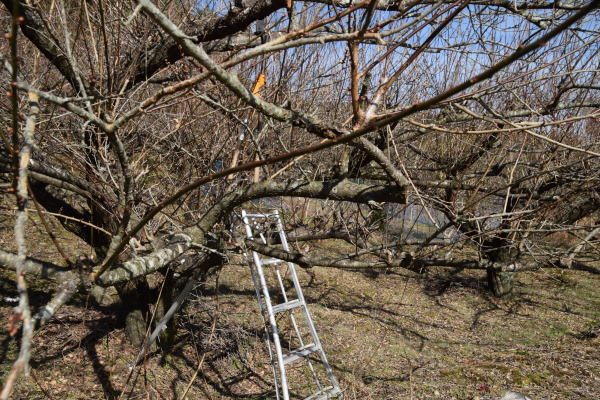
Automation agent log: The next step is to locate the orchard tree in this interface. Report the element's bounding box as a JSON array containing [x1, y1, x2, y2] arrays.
[[1, 0, 598, 397]]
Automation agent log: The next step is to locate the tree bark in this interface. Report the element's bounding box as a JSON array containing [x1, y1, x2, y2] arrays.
[[483, 237, 520, 297], [486, 267, 515, 297], [153, 270, 177, 353], [117, 279, 152, 348]]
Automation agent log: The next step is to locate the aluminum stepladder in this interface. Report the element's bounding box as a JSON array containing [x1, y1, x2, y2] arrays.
[[241, 209, 342, 400]]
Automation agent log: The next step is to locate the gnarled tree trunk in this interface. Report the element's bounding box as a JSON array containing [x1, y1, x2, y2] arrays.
[[483, 237, 520, 297]]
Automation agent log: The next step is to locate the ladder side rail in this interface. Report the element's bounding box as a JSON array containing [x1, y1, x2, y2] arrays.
[[245, 250, 281, 400], [273, 210, 341, 393], [273, 209, 318, 337], [283, 262, 340, 393], [274, 265, 323, 392], [271, 212, 324, 392], [242, 231, 282, 400], [258, 231, 318, 385], [242, 211, 289, 400]]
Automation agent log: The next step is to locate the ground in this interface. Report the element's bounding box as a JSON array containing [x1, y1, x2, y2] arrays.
[[0, 211, 599, 399]]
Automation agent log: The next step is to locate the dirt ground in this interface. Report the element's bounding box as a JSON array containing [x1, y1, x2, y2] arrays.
[[1, 257, 599, 399], [1, 208, 599, 399]]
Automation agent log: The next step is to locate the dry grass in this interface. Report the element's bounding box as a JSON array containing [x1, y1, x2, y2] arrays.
[[2, 259, 599, 399], [1, 211, 599, 399]]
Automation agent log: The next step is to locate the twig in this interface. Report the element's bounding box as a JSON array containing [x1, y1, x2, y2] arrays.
[[178, 271, 220, 399], [1, 90, 40, 400]]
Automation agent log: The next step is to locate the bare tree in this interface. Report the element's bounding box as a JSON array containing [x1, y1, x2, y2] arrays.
[[1, 0, 598, 396]]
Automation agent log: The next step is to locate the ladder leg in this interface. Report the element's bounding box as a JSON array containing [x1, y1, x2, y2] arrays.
[[270, 215, 322, 391], [243, 211, 290, 400], [249, 262, 281, 400], [273, 210, 341, 393], [274, 267, 323, 392]]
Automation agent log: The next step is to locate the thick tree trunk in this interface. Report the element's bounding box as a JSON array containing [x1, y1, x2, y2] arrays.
[[486, 267, 514, 297], [483, 237, 519, 297], [153, 270, 178, 352], [124, 310, 147, 348], [116, 279, 153, 348]]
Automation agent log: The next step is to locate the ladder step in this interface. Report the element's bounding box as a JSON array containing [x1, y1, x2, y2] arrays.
[[245, 212, 277, 218], [271, 298, 303, 314], [282, 343, 319, 365], [261, 257, 284, 265], [304, 386, 342, 400]]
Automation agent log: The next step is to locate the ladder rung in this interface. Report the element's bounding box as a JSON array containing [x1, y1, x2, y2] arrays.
[[282, 343, 319, 365], [304, 386, 342, 400], [245, 213, 276, 218], [271, 298, 303, 314], [261, 257, 284, 265]]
